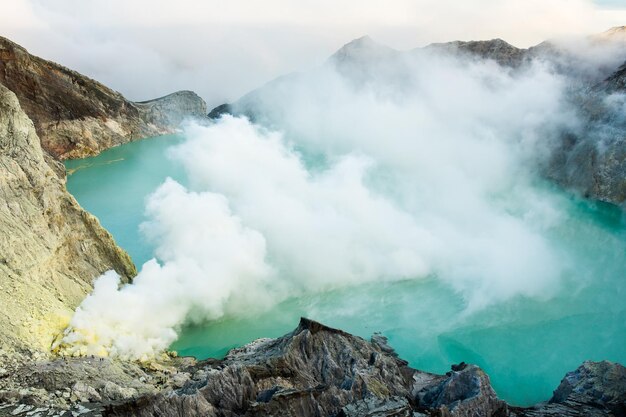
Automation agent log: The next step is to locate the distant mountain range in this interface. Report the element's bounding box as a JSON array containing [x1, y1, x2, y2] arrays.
[[210, 27, 626, 206]]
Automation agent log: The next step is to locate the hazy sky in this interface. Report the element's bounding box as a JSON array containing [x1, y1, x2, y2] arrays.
[[2, 0, 625, 107]]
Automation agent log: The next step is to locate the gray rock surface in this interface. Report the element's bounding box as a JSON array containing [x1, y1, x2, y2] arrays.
[[416, 363, 508, 416], [513, 361, 626, 416], [0, 349, 195, 416]]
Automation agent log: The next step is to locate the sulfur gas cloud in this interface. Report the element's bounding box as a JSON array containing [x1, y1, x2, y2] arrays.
[[60, 45, 594, 360]]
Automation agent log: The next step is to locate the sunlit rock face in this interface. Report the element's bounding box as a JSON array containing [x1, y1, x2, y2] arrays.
[[0, 83, 135, 354], [0, 36, 207, 160]]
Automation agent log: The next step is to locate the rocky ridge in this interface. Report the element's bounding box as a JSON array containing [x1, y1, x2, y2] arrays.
[[424, 38, 526, 67], [0, 318, 624, 417], [0, 36, 207, 160]]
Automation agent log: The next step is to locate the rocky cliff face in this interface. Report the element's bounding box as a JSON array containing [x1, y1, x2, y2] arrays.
[[0, 37, 207, 160], [1, 319, 623, 416], [0, 83, 136, 357], [543, 55, 626, 206]]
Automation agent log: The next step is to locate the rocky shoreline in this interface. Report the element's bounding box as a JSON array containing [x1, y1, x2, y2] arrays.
[[0, 318, 624, 417]]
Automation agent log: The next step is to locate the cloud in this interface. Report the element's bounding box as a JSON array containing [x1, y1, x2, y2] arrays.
[[2, 0, 624, 106], [0, 0, 45, 31]]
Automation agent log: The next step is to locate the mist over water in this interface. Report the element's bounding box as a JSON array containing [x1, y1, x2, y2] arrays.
[[62, 47, 626, 405]]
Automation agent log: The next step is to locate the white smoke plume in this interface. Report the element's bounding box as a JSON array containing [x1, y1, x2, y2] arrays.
[[60, 180, 275, 360], [60, 48, 584, 359]]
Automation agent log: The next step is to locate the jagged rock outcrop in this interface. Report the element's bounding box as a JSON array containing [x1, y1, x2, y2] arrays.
[[416, 363, 508, 416], [107, 318, 417, 417], [551, 361, 626, 409], [0, 36, 207, 160], [2, 318, 623, 417], [516, 361, 626, 416], [0, 83, 136, 356]]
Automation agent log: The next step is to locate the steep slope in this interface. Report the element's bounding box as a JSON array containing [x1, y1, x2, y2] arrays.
[[0, 36, 207, 160], [0, 83, 136, 355]]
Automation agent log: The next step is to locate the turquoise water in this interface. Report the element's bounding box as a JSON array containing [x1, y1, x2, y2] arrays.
[[65, 134, 187, 265], [65, 135, 626, 406]]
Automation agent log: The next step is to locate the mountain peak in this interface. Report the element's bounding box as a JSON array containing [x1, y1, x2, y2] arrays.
[[346, 35, 376, 46], [595, 26, 626, 41], [604, 26, 626, 34], [329, 35, 397, 65]]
